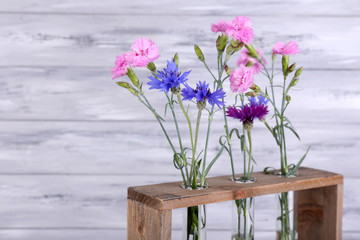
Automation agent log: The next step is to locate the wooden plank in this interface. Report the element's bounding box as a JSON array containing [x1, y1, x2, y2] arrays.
[[127, 199, 171, 240], [0, 120, 359, 178], [0, 175, 358, 231], [295, 184, 343, 240], [1, 15, 359, 69], [0, 229, 358, 240], [0, 229, 126, 240], [1, 0, 359, 15], [128, 167, 343, 210], [1, 67, 359, 122]]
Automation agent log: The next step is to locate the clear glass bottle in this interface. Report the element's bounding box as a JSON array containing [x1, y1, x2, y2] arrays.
[[183, 204, 207, 240], [276, 191, 297, 240], [181, 183, 207, 240], [231, 197, 255, 240]]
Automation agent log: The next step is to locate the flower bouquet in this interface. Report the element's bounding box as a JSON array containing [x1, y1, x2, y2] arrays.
[[111, 38, 227, 239], [112, 15, 309, 240], [188, 16, 309, 239]]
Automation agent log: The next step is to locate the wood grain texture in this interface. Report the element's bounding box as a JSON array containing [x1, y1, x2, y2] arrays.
[[128, 167, 343, 210], [295, 184, 343, 240], [1, 15, 359, 69], [0, 120, 359, 178], [2, 0, 360, 15], [1, 67, 359, 121], [1, 0, 359, 239], [127, 199, 171, 240]]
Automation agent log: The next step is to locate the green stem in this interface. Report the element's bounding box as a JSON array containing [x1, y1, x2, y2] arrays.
[[243, 199, 248, 239], [261, 59, 286, 174], [202, 61, 217, 82], [165, 93, 188, 184], [280, 75, 289, 170], [218, 75, 236, 181], [243, 126, 247, 179], [264, 121, 281, 146], [246, 130, 252, 180], [200, 107, 214, 186], [177, 94, 195, 184], [138, 94, 177, 154], [191, 109, 202, 189]]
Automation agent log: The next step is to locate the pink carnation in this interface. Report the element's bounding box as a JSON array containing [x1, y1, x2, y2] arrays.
[[111, 53, 130, 79], [237, 48, 267, 74], [129, 38, 160, 67], [211, 20, 230, 34], [229, 65, 254, 94], [272, 41, 300, 55], [226, 16, 254, 44]]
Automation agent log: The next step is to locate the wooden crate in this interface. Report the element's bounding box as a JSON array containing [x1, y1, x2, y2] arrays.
[[127, 167, 343, 240]]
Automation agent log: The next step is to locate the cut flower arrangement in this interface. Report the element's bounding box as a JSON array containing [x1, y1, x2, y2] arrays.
[[112, 16, 309, 240]]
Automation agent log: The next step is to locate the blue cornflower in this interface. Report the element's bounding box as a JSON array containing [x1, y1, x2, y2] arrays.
[[181, 81, 226, 109], [249, 95, 269, 106], [226, 95, 269, 130], [147, 60, 191, 93]]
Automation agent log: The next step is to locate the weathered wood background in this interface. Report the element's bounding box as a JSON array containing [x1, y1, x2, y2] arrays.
[[1, 0, 359, 239]]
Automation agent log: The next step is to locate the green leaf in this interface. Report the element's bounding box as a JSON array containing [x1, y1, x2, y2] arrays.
[[263, 167, 276, 175], [218, 135, 230, 155], [204, 145, 225, 177], [172, 153, 183, 169], [283, 116, 295, 129], [195, 150, 204, 161], [164, 103, 170, 117], [287, 146, 311, 177], [240, 135, 246, 152], [284, 124, 301, 140], [229, 128, 241, 140]]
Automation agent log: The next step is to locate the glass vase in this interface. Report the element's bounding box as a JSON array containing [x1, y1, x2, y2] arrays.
[[276, 191, 297, 240], [183, 204, 207, 240], [231, 197, 255, 240]]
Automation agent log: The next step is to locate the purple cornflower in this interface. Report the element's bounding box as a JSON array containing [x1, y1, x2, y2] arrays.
[[226, 95, 269, 130], [182, 81, 226, 109], [147, 60, 191, 93]]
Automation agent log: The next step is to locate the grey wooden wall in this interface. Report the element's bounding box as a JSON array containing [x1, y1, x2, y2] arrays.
[[1, 0, 359, 239]]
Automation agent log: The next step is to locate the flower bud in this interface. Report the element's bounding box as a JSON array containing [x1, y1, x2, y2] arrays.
[[245, 44, 260, 59], [226, 39, 243, 56], [197, 100, 206, 110], [250, 83, 260, 92], [126, 67, 140, 88], [286, 95, 291, 102], [282, 55, 289, 77], [173, 53, 179, 67], [225, 65, 231, 76], [246, 61, 254, 67], [216, 34, 228, 53], [288, 63, 296, 73], [295, 67, 303, 78], [116, 81, 137, 95], [147, 62, 156, 73], [194, 44, 205, 62], [272, 53, 276, 61], [245, 91, 257, 97], [290, 78, 299, 87]]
